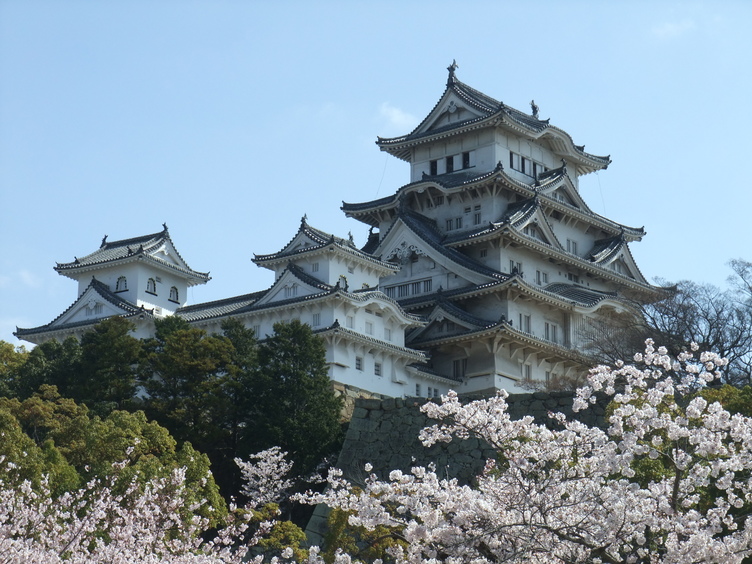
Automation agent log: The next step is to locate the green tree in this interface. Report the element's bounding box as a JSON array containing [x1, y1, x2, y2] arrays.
[[140, 317, 234, 453], [12, 337, 81, 399], [0, 341, 28, 397], [252, 320, 343, 475], [73, 316, 142, 414], [0, 387, 226, 525]]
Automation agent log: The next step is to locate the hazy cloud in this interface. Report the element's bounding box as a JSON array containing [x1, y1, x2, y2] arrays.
[[18, 269, 43, 288], [379, 102, 418, 133], [651, 19, 696, 39]]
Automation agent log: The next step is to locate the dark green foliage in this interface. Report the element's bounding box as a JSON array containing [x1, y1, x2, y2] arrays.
[[252, 320, 343, 475], [140, 318, 234, 451], [3, 315, 344, 508], [74, 317, 142, 414], [12, 337, 81, 399], [0, 387, 226, 525]]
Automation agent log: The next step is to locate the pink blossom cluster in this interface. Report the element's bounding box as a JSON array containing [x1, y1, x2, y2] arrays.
[[0, 449, 292, 564], [302, 341, 752, 563]]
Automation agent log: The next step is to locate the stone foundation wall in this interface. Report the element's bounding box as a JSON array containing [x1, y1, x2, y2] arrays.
[[305, 390, 608, 543]]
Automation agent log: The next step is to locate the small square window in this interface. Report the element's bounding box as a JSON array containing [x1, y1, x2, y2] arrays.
[[415, 383, 421, 396], [375, 362, 382, 377], [312, 313, 321, 326], [355, 356, 363, 371], [429, 160, 438, 175]]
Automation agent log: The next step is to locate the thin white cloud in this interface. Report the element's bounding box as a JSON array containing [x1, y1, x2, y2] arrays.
[[18, 269, 43, 289], [379, 102, 418, 133], [651, 19, 696, 39]]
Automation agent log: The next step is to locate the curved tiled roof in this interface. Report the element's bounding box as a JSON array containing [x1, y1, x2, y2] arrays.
[[407, 362, 464, 384], [253, 217, 396, 271], [376, 68, 609, 169], [176, 291, 267, 322], [542, 283, 617, 307], [15, 278, 152, 337], [316, 321, 427, 361], [383, 209, 506, 283], [54, 226, 210, 283], [589, 235, 625, 264], [343, 165, 645, 242]]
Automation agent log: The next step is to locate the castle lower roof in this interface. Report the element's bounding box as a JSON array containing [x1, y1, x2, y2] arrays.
[[54, 225, 210, 284]]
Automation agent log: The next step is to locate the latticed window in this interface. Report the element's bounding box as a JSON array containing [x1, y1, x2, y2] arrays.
[[169, 286, 179, 302], [147, 278, 157, 294], [115, 276, 127, 292]]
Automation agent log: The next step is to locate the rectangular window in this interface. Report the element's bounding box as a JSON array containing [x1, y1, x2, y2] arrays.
[[567, 239, 578, 254], [518, 314, 531, 333], [462, 151, 470, 169], [455, 216, 463, 229], [522, 364, 532, 382], [567, 273, 580, 283], [365, 321, 373, 335], [415, 383, 421, 396], [536, 270, 548, 285], [509, 260, 522, 274], [355, 356, 363, 371], [427, 386, 433, 397], [446, 218, 453, 231], [411, 281, 422, 294], [545, 371, 552, 386], [429, 159, 438, 175], [480, 249, 487, 258], [252, 325, 261, 336], [398, 284, 409, 298], [346, 316, 354, 328], [312, 313, 321, 326], [374, 362, 382, 376], [435, 195, 444, 205], [384, 328, 391, 341], [453, 358, 468, 378], [433, 387, 439, 398], [464, 206, 471, 214], [423, 279, 432, 292], [474, 212, 481, 225], [384, 286, 396, 298], [445, 156, 454, 173], [311, 262, 319, 272]]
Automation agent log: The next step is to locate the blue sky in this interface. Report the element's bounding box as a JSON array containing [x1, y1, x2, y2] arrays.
[[2, 1, 751, 346]]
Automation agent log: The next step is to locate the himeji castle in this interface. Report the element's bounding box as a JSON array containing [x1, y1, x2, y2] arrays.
[[16, 63, 661, 399]]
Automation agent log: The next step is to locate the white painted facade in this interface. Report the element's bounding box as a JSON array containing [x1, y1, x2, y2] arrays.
[[17, 65, 660, 400], [344, 64, 661, 395]]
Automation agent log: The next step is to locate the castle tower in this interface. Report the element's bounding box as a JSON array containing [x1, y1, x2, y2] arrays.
[[343, 63, 661, 394]]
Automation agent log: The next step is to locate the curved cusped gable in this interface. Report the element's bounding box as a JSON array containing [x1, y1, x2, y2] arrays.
[[376, 213, 502, 287], [252, 263, 333, 308]]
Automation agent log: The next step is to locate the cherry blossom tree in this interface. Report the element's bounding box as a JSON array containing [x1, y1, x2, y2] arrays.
[[0, 448, 295, 564], [304, 340, 752, 563]]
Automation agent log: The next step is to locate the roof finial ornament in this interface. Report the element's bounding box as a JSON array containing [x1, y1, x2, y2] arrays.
[[100, 235, 108, 248], [561, 158, 567, 172], [162, 222, 168, 231], [447, 59, 458, 86], [348, 231, 354, 244], [301, 214, 308, 225], [530, 100, 539, 119]]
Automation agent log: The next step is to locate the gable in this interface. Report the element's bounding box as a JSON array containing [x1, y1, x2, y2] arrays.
[[419, 92, 487, 136], [377, 221, 495, 288], [51, 284, 135, 328], [252, 267, 330, 308]]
